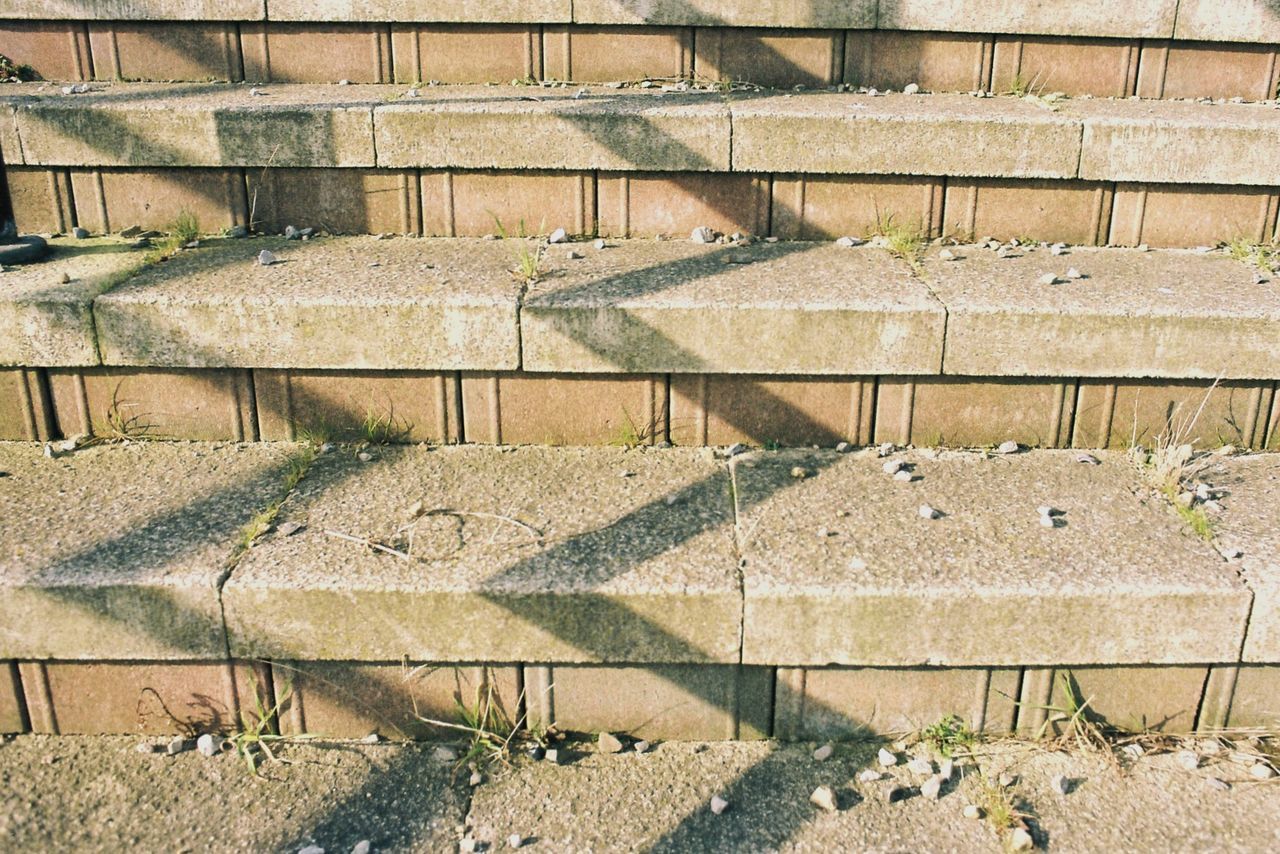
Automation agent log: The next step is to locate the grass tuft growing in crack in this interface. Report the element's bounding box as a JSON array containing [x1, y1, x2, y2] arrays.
[[233, 445, 318, 558]]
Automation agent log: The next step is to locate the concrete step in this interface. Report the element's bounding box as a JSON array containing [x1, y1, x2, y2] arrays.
[[1, 441, 1276, 738], [4, 82, 1279, 188]]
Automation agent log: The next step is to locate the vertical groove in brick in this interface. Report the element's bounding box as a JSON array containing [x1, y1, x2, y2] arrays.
[[70, 371, 91, 436], [574, 174, 586, 235], [899, 381, 916, 445], [3, 662, 30, 733], [694, 374, 709, 445], [1197, 665, 1239, 731], [379, 26, 393, 83], [1265, 193, 1280, 243], [979, 36, 995, 91], [1137, 41, 1170, 99], [432, 373, 449, 440], [487, 375, 502, 444], [26, 369, 56, 441], [1244, 385, 1265, 449], [18, 662, 58, 734], [442, 171, 456, 237], [229, 169, 249, 228], [617, 174, 630, 237], [560, 29, 572, 80], [397, 172, 411, 234], [848, 380, 865, 444], [773, 668, 806, 740], [973, 669, 994, 730], [926, 180, 945, 238], [828, 32, 844, 86], [525, 666, 554, 730], [1266, 382, 1280, 448], [961, 182, 979, 239], [1016, 667, 1054, 735], [1093, 186, 1114, 246], [453, 371, 466, 443], [91, 171, 109, 234], [280, 370, 296, 441], [1267, 49, 1280, 102], [1050, 382, 1068, 448], [1121, 43, 1139, 96], [16, 368, 39, 442], [282, 662, 306, 734], [103, 26, 122, 80]]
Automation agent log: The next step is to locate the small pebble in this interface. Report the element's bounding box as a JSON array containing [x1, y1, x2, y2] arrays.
[[357, 451, 373, 462], [1050, 243, 1067, 256], [527, 746, 545, 761], [593, 238, 606, 250], [352, 842, 371, 854], [1250, 763, 1276, 779], [1051, 773, 1069, 795], [921, 775, 942, 800], [835, 441, 852, 453], [1010, 828, 1034, 851], [883, 460, 904, 475], [858, 769, 882, 783], [939, 759, 954, 781], [276, 521, 303, 537], [691, 226, 716, 244], [836, 236, 866, 248], [299, 847, 325, 854], [459, 839, 478, 853], [548, 228, 568, 244], [938, 249, 957, 261], [710, 795, 730, 815], [918, 504, 940, 520], [1206, 777, 1231, 792], [810, 785, 839, 812], [725, 442, 749, 458], [507, 835, 524, 849], [598, 732, 623, 754], [166, 736, 190, 756], [1065, 267, 1084, 280], [998, 772, 1017, 787], [877, 443, 895, 457], [1038, 273, 1060, 285], [813, 743, 834, 762], [907, 757, 933, 775], [545, 748, 563, 765], [1176, 750, 1200, 771], [634, 740, 651, 754], [903, 82, 921, 94], [433, 746, 460, 763], [196, 733, 219, 757], [1075, 453, 1101, 465], [790, 466, 809, 479], [469, 770, 484, 786], [894, 469, 915, 482], [361, 733, 381, 744], [963, 804, 983, 819], [72, 227, 90, 239], [878, 748, 899, 767], [135, 741, 160, 755], [59, 272, 72, 284], [996, 440, 1020, 455], [257, 250, 278, 266], [1121, 743, 1144, 759]]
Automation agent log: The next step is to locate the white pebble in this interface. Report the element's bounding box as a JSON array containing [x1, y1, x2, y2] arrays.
[[998, 772, 1017, 788], [907, 756, 933, 775], [836, 236, 866, 248], [1038, 273, 1060, 285], [548, 228, 568, 244], [894, 469, 915, 482], [921, 775, 942, 800], [1010, 828, 1034, 851], [1206, 777, 1231, 791], [877, 442, 895, 457], [196, 733, 218, 757], [939, 758, 954, 781], [963, 804, 983, 819], [810, 784, 839, 812], [710, 795, 730, 815], [1250, 763, 1276, 779], [1051, 773, 1069, 795], [938, 248, 957, 261], [1121, 743, 1144, 759], [858, 769, 883, 783], [1050, 243, 1067, 256], [1065, 267, 1084, 280], [691, 226, 716, 244], [257, 249, 278, 266], [1039, 514, 1057, 528], [996, 440, 1020, 455], [918, 504, 940, 520], [883, 460, 904, 475], [469, 770, 484, 786], [903, 82, 920, 94], [878, 748, 898, 767], [634, 740, 651, 753], [352, 843, 371, 854], [593, 238, 606, 250], [357, 451, 373, 462], [508, 834, 525, 849], [813, 743, 834, 762], [298, 847, 324, 854], [1075, 453, 1101, 465]]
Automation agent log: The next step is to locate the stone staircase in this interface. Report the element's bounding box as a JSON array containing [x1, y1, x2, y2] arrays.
[[1, 2, 1278, 743]]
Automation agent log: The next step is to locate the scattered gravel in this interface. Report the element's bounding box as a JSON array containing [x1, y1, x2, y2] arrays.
[[809, 785, 839, 812], [878, 748, 898, 767], [257, 250, 278, 266], [918, 504, 941, 520], [710, 795, 730, 815], [598, 732, 624, 754], [813, 744, 834, 762], [691, 227, 716, 244]]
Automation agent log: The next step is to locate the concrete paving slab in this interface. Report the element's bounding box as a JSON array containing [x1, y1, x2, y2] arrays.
[[375, 86, 730, 171], [0, 1, 264, 18], [466, 740, 1280, 853], [273, 0, 569, 22], [1074, 97, 1280, 186], [734, 449, 1251, 666], [94, 236, 522, 370], [522, 241, 945, 374], [0, 442, 298, 659], [0, 238, 145, 367], [926, 245, 1280, 379], [0, 736, 467, 853], [223, 445, 742, 663], [5, 82, 378, 168], [731, 91, 1082, 178], [1175, 0, 1280, 43], [1197, 454, 1280, 662]]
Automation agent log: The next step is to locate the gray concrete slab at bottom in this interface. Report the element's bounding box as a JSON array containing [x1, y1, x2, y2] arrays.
[[4, 735, 1276, 852]]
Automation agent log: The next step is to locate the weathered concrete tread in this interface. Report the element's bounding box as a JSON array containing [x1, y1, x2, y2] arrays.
[[94, 236, 523, 370], [734, 448, 1252, 666], [223, 445, 742, 663], [0, 442, 297, 659], [4, 82, 1279, 184]]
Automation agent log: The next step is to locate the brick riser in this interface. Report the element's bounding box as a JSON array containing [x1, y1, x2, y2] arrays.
[[9, 166, 1280, 252], [3, 21, 1279, 102], [2, 658, 1277, 739], [3, 367, 1277, 450]]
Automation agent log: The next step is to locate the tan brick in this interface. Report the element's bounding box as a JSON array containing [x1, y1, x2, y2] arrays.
[[844, 30, 992, 93], [4, 167, 73, 234], [88, 22, 242, 82], [944, 179, 1112, 245], [543, 25, 690, 82], [392, 25, 540, 84], [421, 170, 594, 237], [461, 372, 664, 445], [525, 664, 771, 740], [254, 369, 461, 443], [0, 369, 54, 442], [1196, 665, 1238, 731], [71, 168, 247, 235], [670, 375, 873, 447], [1226, 665, 1280, 729], [277, 662, 520, 740], [48, 367, 257, 442], [773, 667, 1020, 740], [1073, 380, 1277, 450], [598, 173, 766, 238], [1138, 41, 1280, 101], [246, 168, 418, 235], [1018, 666, 1208, 734], [992, 37, 1138, 98], [19, 660, 257, 736], [241, 23, 391, 83], [0, 22, 91, 81], [0, 662, 25, 733], [771, 175, 943, 241], [1109, 185, 1280, 248], [695, 28, 843, 88], [875, 377, 1076, 448]]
